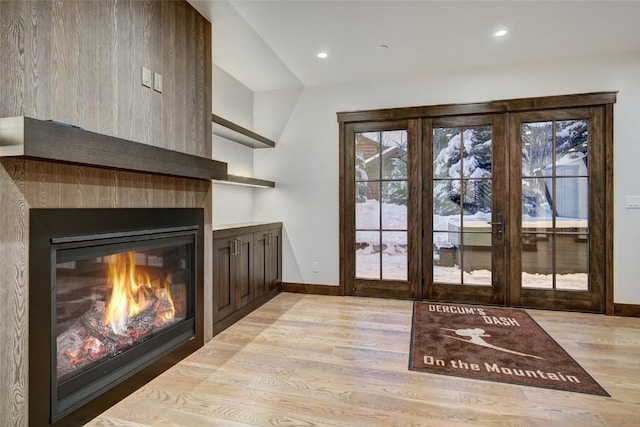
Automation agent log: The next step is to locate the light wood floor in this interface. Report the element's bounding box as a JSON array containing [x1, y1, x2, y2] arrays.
[[87, 292, 640, 426]]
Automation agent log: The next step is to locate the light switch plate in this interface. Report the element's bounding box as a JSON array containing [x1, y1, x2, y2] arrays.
[[141, 66, 152, 88], [153, 72, 162, 93], [626, 195, 640, 209]]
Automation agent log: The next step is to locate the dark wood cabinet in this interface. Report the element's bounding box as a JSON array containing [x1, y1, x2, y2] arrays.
[[212, 232, 254, 322], [254, 226, 282, 297], [213, 222, 282, 335]]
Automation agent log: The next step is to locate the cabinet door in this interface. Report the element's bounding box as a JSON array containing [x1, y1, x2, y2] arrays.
[[212, 237, 236, 321], [253, 231, 270, 298], [254, 227, 282, 297], [266, 228, 282, 291], [235, 233, 254, 309]]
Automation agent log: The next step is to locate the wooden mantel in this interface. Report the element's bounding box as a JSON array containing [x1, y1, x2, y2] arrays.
[[0, 116, 227, 181]]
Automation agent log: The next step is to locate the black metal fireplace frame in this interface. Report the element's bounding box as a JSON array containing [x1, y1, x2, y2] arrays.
[[29, 208, 205, 426]]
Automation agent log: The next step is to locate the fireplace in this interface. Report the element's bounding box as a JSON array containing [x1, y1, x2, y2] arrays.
[[29, 208, 204, 426]]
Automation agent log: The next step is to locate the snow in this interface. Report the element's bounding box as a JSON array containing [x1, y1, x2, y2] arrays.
[[433, 266, 587, 290], [356, 199, 407, 232], [356, 199, 408, 278], [356, 253, 407, 280], [356, 256, 587, 289], [364, 145, 401, 165], [434, 129, 492, 179]]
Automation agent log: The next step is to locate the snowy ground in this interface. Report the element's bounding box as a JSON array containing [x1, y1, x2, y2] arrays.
[[356, 199, 588, 290], [356, 253, 587, 290]]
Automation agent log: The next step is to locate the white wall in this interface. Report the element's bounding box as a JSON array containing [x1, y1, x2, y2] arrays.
[[212, 65, 256, 226], [253, 53, 640, 304]]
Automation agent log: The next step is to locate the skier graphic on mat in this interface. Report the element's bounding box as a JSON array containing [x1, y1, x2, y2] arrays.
[[441, 328, 543, 360]]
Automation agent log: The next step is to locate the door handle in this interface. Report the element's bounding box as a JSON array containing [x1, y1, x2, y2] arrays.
[[487, 213, 503, 240]]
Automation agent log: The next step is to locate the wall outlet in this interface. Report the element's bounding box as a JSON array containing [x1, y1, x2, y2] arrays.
[[312, 262, 320, 273], [153, 72, 162, 93], [141, 66, 152, 88]]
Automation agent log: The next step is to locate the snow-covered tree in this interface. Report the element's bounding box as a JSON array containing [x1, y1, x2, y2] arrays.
[[520, 119, 588, 216], [433, 127, 492, 215]]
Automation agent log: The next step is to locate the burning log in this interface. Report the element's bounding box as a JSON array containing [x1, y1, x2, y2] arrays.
[[57, 291, 178, 381], [57, 251, 184, 382]]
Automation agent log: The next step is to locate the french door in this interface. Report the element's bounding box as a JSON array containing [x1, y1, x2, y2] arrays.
[[343, 120, 422, 299], [506, 108, 606, 311], [425, 115, 507, 305], [339, 93, 614, 312]]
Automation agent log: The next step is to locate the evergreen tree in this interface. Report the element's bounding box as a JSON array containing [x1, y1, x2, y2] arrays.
[[433, 127, 492, 215], [355, 151, 369, 202], [383, 156, 407, 205]]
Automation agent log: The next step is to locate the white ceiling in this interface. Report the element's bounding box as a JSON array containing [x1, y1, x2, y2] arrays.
[[190, 0, 640, 92]]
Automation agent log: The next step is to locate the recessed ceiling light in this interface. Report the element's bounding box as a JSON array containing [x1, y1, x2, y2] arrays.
[[378, 44, 389, 49], [317, 52, 328, 59], [494, 29, 508, 37]]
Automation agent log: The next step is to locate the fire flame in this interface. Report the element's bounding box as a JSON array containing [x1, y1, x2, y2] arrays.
[[104, 252, 175, 335]]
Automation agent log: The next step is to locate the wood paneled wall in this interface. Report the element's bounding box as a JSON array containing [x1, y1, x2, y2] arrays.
[[0, 0, 211, 156], [0, 2, 213, 425]]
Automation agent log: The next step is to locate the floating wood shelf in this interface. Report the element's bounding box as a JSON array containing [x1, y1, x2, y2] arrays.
[[212, 114, 275, 149], [213, 174, 275, 188], [211, 114, 276, 188], [0, 116, 228, 181]]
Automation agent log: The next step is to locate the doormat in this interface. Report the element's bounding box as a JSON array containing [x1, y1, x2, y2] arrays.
[[409, 302, 609, 396]]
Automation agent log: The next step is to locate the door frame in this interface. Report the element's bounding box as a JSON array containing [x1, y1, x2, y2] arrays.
[[338, 92, 616, 313]]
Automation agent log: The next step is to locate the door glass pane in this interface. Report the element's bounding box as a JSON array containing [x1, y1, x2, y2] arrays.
[[522, 234, 554, 289], [465, 125, 493, 178], [434, 231, 461, 284], [462, 232, 492, 286], [522, 178, 552, 231], [433, 128, 461, 179], [355, 230, 380, 279], [556, 234, 588, 291], [355, 129, 408, 282], [555, 177, 588, 220], [356, 132, 380, 179], [433, 125, 493, 287], [520, 118, 590, 292], [381, 231, 407, 280], [556, 119, 589, 173], [462, 179, 492, 223], [433, 180, 461, 228], [355, 182, 380, 229], [521, 121, 553, 177], [381, 130, 408, 180], [381, 181, 407, 229]]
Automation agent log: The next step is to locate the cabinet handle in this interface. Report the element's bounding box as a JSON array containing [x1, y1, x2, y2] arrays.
[[231, 239, 242, 256]]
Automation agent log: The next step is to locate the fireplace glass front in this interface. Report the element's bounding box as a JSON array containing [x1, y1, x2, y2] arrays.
[[56, 234, 193, 381], [29, 208, 204, 426]]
